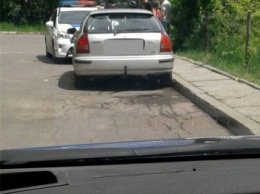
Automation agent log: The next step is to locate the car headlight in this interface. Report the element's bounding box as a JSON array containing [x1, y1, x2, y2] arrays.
[[57, 31, 70, 39]]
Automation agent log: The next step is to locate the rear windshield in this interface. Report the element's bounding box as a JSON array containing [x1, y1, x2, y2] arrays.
[[59, 11, 90, 24], [85, 13, 162, 33]]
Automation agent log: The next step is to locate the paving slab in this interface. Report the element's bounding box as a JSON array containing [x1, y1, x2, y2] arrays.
[[202, 90, 258, 100], [194, 79, 253, 92], [222, 93, 260, 107], [173, 57, 260, 135]]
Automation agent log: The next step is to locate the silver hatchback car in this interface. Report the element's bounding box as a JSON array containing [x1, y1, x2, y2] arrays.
[[72, 9, 174, 88]]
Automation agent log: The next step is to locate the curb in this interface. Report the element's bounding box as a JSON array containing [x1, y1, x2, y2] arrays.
[[172, 64, 260, 135], [176, 56, 260, 91]]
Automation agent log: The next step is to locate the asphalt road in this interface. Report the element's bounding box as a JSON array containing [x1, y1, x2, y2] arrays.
[[0, 34, 231, 149]]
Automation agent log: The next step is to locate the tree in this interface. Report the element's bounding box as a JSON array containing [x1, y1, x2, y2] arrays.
[[169, 0, 214, 51], [0, 0, 59, 25]]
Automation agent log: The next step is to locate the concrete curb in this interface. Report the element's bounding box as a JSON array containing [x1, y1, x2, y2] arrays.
[[172, 73, 260, 136], [176, 56, 260, 91]]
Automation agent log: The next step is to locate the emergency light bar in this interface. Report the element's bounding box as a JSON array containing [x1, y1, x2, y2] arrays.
[[58, 0, 97, 6]]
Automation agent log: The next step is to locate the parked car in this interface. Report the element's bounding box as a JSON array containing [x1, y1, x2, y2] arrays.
[[72, 9, 174, 88], [45, 6, 98, 63]]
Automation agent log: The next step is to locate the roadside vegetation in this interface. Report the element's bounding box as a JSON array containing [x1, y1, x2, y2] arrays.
[[0, 22, 45, 32], [1, 0, 259, 84], [170, 0, 260, 85]]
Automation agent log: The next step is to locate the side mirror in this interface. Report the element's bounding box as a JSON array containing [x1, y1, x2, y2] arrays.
[[67, 28, 77, 34], [45, 21, 54, 28]]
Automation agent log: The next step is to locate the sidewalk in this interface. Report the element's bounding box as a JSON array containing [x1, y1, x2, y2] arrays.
[[173, 57, 260, 135]]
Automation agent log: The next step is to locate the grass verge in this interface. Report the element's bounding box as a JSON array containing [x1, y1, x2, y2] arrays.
[[176, 50, 260, 86], [0, 22, 45, 32]]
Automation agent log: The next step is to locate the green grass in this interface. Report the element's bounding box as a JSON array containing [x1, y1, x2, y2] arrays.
[[0, 22, 45, 32], [176, 50, 260, 86]]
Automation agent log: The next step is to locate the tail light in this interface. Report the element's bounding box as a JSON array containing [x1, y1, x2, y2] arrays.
[[160, 33, 172, 53], [76, 34, 90, 54]]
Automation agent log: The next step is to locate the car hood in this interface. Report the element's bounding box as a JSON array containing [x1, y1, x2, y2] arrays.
[[1, 136, 260, 168]]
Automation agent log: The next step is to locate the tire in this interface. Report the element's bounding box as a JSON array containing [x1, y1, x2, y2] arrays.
[[46, 48, 52, 58], [160, 73, 172, 87], [45, 40, 52, 58], [52, 45, 61, 64]]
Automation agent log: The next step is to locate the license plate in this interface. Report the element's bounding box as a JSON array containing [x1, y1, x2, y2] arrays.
[[104, 39, 143, 55]]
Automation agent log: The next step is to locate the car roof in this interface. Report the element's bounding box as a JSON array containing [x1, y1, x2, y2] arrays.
[[59, 7, 98, 11], [89, 9, 153, 15]]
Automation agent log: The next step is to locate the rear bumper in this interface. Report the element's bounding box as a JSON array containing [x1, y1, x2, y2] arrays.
[[73, 54, 174, 76]]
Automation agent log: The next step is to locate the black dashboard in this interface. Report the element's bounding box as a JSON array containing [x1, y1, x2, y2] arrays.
[[1, 158, 260, 194]]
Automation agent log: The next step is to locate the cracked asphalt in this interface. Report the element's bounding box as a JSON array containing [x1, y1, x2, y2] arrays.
[[0, 35, 231, 149]]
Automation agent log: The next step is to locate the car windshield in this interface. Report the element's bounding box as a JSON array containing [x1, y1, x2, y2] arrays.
[[1, 1, 260, 156], [2, 1, 260, 193], [86, 13, 161, 33], [59, 11, 90, 24]]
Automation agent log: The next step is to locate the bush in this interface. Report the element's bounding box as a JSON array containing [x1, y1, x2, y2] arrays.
[[171, 0, 259, 80], [0, 0, 59, 26]]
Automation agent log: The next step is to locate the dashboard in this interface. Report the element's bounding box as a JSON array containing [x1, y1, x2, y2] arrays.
[[1, 158, 260, 194]]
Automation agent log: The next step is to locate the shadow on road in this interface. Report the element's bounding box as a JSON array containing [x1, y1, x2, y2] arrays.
[[36, 55, 72, 65], [58, 71, 167, 91]]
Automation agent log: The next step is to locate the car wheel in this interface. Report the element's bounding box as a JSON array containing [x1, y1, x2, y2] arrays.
[[46, 47, 52, 58], [52, 45, 61, 64], [45, 39, 52, 58], [160, 73, 172, 87], [74, 74, 84, 89]]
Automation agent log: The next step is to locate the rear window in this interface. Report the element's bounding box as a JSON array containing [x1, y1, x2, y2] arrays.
[[59, 11, 90, 24], [85, 13, 162, 34]]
